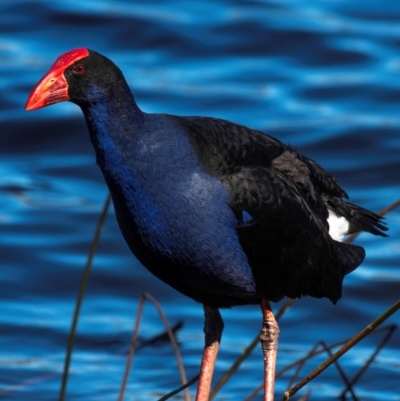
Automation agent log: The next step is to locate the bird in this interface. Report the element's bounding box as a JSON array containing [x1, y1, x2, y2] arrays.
[[26, 48, 388, 401]]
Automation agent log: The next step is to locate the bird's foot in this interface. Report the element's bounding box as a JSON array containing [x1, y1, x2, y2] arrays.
[[260, 299, 280, 401]]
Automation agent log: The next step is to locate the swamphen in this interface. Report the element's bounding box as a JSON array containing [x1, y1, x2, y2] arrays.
[[26, 48, 387, 401]]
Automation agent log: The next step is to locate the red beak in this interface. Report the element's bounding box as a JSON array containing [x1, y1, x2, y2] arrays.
[[25, 48, 90, 111], [25, 70, 69, 111]]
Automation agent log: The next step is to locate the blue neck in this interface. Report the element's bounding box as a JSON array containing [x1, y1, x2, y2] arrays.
[[82, 87, 144, 159], [79, 90, 192, 253]]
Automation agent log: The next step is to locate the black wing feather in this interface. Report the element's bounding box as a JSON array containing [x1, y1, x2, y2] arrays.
[[178, 115, 387, 238], [174, 115, 386, 303]]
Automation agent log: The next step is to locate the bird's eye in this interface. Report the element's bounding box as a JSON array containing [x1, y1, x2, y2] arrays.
[[73, 64, 85, 74]]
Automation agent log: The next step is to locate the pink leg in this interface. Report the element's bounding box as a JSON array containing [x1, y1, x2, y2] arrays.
[[195, 306, 223, 401], [260, 299, 279, 401]]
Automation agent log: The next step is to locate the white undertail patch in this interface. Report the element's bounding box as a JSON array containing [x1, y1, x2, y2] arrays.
[[327, 209, 350, 242]]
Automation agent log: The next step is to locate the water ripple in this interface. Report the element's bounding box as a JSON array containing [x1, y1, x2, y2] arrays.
[[0, 1, 399, 400]]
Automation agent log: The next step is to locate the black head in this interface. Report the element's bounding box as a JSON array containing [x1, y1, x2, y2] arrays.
[[26, 48, 127, 110]]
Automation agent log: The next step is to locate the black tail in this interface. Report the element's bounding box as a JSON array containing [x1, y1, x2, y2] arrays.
[[334, 241, 365, 274], [328, 199, 388, 237]]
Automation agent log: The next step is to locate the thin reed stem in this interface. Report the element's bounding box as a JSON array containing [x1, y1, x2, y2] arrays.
[[118, 293, 190, 401], [59, 193, 111, 401], [283, 299, 400, 400]]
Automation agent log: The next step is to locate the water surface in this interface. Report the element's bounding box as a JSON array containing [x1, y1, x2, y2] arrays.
[[0, 1, 399, 400]]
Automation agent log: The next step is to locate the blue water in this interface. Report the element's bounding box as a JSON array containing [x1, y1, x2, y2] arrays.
[[1, 1, 399, 400]]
